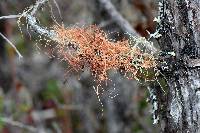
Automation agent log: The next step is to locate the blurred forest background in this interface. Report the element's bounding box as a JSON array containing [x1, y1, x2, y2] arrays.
[[0, 0, 160, 133]]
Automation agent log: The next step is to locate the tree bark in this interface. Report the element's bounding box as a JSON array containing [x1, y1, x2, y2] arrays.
[[157, 0, 200, 132]]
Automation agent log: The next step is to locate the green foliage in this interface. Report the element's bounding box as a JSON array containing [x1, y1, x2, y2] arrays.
[[41, 79, 64, 103]]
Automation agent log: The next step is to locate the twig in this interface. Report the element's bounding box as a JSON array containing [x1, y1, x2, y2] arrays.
[[98, 0, 157, 53], [30, 0, 48, 16], [0, 14, 23, 58], [0, 15, 21, 20], [0, 32, 23, 59], [0, 117, 37, 132], [52, 0, 63, 23]]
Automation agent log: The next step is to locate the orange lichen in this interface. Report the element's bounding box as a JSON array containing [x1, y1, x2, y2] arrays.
[[50, 25, 156, 81]]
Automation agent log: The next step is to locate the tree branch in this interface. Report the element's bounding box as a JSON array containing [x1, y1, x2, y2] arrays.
[[0, 117, 37, 132], [98, 0, 157, 53], [0, 32, 23, 58], [0, 15, 21, 20]]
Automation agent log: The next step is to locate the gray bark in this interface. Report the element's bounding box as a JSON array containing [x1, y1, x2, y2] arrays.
[[157, 0, 200, 132]]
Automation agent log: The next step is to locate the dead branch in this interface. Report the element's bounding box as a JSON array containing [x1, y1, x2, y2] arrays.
[[0, 32, 23, 58], [98, 0, 157, 53]]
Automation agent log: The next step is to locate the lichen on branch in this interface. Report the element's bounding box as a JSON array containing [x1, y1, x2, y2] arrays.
[[25, 0, 157, 81], [50, 25, 156, 81], [0, 0, 158, 81]]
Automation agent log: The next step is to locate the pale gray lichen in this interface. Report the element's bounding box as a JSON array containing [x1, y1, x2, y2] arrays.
[[147, 2, 163, 39], [170, 98, 182, 124], [147, 30, 162, 39], [148, 87, 159, 124], [26, 15, 57, 39]]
